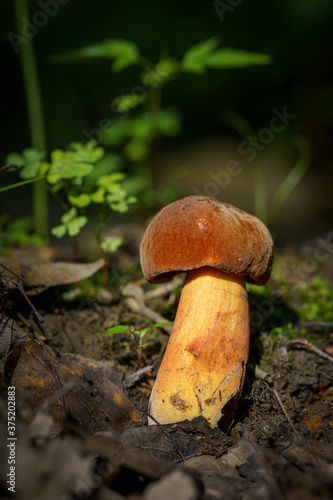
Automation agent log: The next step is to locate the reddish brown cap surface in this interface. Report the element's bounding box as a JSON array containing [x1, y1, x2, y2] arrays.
[[140, 196, 274, 285]]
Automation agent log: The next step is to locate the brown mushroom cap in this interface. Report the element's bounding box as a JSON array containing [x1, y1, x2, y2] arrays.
[[140, 196, 274, 285]]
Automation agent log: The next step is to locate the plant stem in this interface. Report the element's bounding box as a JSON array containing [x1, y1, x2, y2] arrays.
[[223, 111, 268, 223], [252, 161, 268, 225], [0, 175, 46, 193], [268, 135, 311, 224], [13, 0, 48, 238], [148, 86, 162, 197]]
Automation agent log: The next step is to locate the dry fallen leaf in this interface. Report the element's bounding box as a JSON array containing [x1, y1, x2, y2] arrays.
[[0, 249, 105, 293], [1, 340, 140, 433]]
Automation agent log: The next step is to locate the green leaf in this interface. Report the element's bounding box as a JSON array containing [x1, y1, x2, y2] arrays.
[[67, 216, 88, 237], [106, 188, 127, 203], [124, 140, 150, 162], [182, 36, 220, 73], [149, 322, 173, 328], [109, 200, 129, 213], [103, 39, 140, 72], [49, 149, 94, 179], [68, 193, 92, 208], [68, 141, 104, 163], [46, 172, 61, 185], [8, 148, 47, 179], [5, 152, 24, 167], [52, 208, 87, 238], [157, 108, 182, 136], [206, 48, 272, 69], [105, 325, 130, 335], [129, 115, 155, 141], [136, 327, 150, 338], [141, 57, 180, 87], [90, 187, 106, 204], [22, 148, 46, 162], [112, 93, 146, 113], [61, 207, 77, 224], [51, 224, 67, 238], [20, 161, 42, 179], [85, 153, 123, 183], [100, 236, 123, 253], [97, 173, 126, 192], [54, 38, 140, 72]]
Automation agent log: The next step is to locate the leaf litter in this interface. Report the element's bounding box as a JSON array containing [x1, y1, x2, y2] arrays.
[[0, 240, 333, 499]]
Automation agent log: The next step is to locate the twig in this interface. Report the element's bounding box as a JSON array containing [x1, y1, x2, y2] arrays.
[[44, 344, 67, 420], [295, 321, 333, 330], [18, 282, 44, 323], [124, 365, 153, 389], [254, 365, 304, 446], [133, 405, 185, 463], [270, 386, 304, 445], [286, 338, 333, 364], [123, 283, 173, 334], [145, 277, 183, 300], [0, 164, 18, 172]]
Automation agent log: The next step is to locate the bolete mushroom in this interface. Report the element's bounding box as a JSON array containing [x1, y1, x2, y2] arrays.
[[140, 195, 273, 429]]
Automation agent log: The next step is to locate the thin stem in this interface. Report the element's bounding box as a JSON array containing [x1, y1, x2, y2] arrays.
[[252, 162, 268, 225], [0, 175, 46, 193], [148, 86, 162, 195], [268, 135, 311, 224], [13, 0, 48, 237], [223, 111, 268, 223]]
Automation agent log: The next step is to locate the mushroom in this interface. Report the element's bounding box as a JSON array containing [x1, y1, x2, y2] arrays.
[[140, 195, 273, 429]]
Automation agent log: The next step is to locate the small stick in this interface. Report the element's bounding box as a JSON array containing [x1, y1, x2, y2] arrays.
[[132, 405, 185, 463], [0, 164, 18, 172], [18, 283, 44, 323], [295, 321, 333, 330], [145, 277, 183, 300], [123, 283, 172, 334], [270, 386, 304, 445], [255, 366, 304, 446], [286, 338, 333, 364]]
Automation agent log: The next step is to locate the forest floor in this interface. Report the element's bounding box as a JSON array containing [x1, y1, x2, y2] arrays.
[[0, 225, 332, 500]]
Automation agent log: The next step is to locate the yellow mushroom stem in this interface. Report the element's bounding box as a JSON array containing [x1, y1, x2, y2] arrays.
[[148, 266, 249, 429]]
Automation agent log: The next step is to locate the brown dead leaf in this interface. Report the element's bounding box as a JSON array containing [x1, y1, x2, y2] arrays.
[[101, 416, 232, 461], [1, 340, 140, 433], [0, 249, 104, 293], [0, 316, 29, 359]]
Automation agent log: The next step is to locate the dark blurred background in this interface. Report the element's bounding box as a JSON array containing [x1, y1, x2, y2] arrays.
[[1, 0, 332, 245]]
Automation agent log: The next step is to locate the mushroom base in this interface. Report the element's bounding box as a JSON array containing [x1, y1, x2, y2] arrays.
[[148, 267, 249, 429]]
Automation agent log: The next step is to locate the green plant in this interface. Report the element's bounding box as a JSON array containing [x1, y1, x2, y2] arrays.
[[106, 322, 173, 349], [56, 36, 272, 206], [3, 35, 271, 249], [13, 0, 48, 237], [0, 215, 44, 254], [224, 111, 311, 226], [3, 141, 136, 256], [223, 112, 311, 226], [295, 277, 333, 322]]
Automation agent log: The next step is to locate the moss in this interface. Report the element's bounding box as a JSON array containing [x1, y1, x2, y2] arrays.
[[294, 277, 333, 322]]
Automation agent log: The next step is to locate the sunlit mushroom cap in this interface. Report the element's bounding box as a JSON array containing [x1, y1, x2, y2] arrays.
[[140, 196, 274, 285]]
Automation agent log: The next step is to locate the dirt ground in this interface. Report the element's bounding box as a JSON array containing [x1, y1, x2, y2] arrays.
[[0, 228, 332, 500]]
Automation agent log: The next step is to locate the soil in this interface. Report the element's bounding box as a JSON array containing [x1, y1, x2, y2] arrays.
[[0, 229, 332, 499]]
